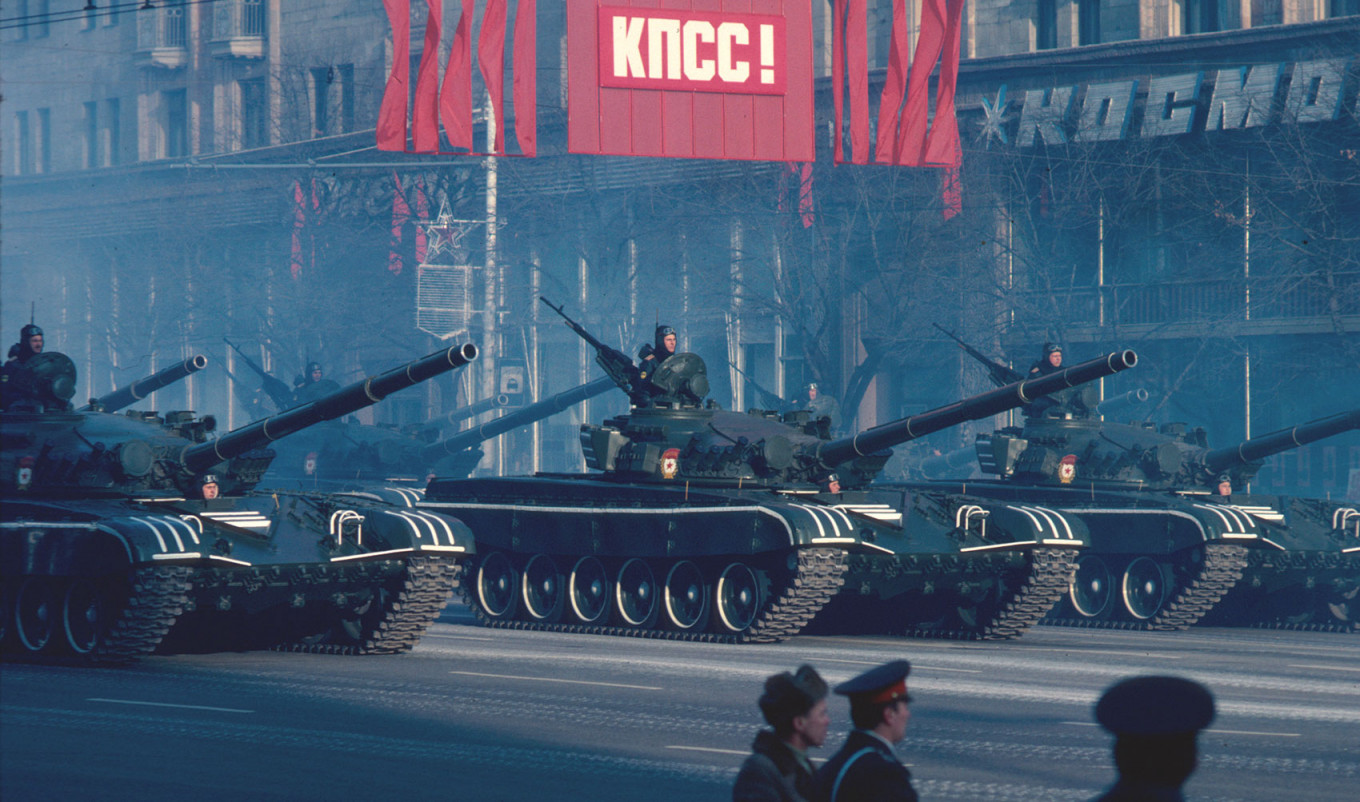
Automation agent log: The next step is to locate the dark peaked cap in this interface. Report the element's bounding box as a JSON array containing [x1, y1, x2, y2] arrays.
[[1096, 675, 1215, 736], [834, 660, 912, 703]]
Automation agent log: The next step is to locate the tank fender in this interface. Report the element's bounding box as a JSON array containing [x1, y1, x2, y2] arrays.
[[0, 516, 198, 576], [361, 508, 475, 558], [1062, 503, 1261, 555]]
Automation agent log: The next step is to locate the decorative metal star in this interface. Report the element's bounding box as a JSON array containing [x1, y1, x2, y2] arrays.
[[978, 85, 1012, 148], [423, 201, 466, 260]]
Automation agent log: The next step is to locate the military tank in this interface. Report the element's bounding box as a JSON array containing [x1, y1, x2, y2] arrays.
[[0, 343, 479, 663], [937, 330, 1360, 631], [417, 299, 1136, 643]]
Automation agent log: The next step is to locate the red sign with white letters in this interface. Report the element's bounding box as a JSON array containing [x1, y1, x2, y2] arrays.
[[569, 0, 813, 162]]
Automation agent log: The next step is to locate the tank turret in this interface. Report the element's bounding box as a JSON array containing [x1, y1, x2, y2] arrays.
[[583, 350, 1137, 489], [80, 355, 209, 413]]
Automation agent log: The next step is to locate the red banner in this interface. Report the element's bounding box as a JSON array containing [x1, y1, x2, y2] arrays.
[[569, 0, 813, 162]]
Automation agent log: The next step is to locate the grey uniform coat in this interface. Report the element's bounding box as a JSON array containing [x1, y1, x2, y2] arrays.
[[733, 730, 816, 802]]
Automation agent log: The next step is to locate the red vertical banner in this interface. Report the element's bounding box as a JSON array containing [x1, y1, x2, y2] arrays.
[[290, 180, 306, 279], [441, 0, 475, 150], [512, 0, 538, 156], [874, 0, 909, 162], [377, 0, 412, 152], [478, 0, 508, 154], [568, 0, 814, 161], [412, 0, 443, 152]]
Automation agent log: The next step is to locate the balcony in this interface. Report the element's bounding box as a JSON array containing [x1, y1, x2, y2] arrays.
[[210, 0, 266, 59], [135, 5, 188, 69]]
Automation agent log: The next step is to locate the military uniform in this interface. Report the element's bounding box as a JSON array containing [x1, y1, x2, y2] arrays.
[[1091, 675, 1215, 802], [812, 660, 918, 802], [803, 383, 843, 432]]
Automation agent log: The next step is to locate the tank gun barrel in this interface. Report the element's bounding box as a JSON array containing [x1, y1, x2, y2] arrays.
[[442, 393, 513, 427], [1095, 387, 1150, 416], [423, 376, 616, 460], [80, 355, 208, 413], [1203, 408, 1360, 474], [817, 350, 1138, 467], [184, 344, 478, 474]]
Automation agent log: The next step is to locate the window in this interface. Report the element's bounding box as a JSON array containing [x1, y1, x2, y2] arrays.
[[240, 78, 267, 149], [243, 0, 265, 35], [105, 97, 122, 165], [37, 108, 51, 172], [1037, 0, 1057, 50], [339, 64, 355, 133], [15, 111, 33, 174], [84, 102, 99, 168], [164, 89, 188, 158], [1078, 0, 1100, 45], [1183, 0, 1220, 33], [311, 67, 330, 137]]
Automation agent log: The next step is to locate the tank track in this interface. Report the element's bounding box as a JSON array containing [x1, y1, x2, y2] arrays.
[[278, 556, 463, 655], [1044, 543, 1249, 631], [968, 548, 1078, 640], [460, 548, 846, 644], [95, 566, 194, 663], [1228, 549, 1360, 633]]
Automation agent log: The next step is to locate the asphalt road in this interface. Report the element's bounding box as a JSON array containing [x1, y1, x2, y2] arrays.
[[2, 608, 1356, 801]]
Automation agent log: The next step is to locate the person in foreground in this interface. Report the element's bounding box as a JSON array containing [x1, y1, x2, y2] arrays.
[[733, 664, 830, 802], [1092, 675, 1216, 802], [812, 659, 917, 802]]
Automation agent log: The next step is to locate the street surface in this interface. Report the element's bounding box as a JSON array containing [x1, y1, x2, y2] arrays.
[[2, 606, 1356, 801]]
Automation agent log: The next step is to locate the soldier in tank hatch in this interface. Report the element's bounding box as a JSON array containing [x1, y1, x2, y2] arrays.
[[1091, 675, 1215, 802], [7, 324, 45, 364], [803, 383, 843, 433], [1030, 342, 1064, 375], [812, 660, 918, 802], [198, 474, 221, 500], [638, 325, 678, 379], [733, 664, 830, 802]]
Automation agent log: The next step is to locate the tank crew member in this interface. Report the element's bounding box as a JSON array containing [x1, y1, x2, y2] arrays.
[[638, 325, 678, 380], [804, 383, 843, 433], [8, 324, 45, 364], [198, 474, 221, 500], [1092, 675, 1215, 802], [293, 361, 339, 404], [733, 664, 830, 802], [822, 473, 842, 494], [1029, 342, 1063, 376], [1215, 475, 1233, 497], [812, 660, 918, 802]]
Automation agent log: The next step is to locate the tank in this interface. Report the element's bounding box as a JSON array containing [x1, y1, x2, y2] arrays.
[[936, 330, 1360, 631], [0, 343, 479, 663], [80, 355, 209, 413], [417, 299, 1136, 644]]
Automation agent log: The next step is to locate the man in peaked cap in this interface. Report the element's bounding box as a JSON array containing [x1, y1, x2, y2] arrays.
[[811, 660, 918, 802], [733, 664, 830, 802], [1092, 675, 1216, 802]]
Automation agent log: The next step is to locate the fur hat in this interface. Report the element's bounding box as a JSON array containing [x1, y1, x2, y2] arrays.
[[759, 665, 829, 733]]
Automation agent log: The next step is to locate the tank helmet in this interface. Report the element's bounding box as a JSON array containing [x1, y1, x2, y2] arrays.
[[807, 382, 818, 391], [1216, 474, 1231, 484], [654, 325, 676, 353], [1043, 342, 1063, 356], [20, 323, 42, 339], [306, 361, 322, 374], [200, 474, 219, 486]]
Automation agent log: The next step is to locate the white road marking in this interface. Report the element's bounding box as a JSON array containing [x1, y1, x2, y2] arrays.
[[426, 633, 497, 641], [666, 745, 749, 756], [449, 670, 662, 691], [1287, 664, 1360, 673], [1062, 721, 1299, 737], [88, 698, 252, 714]]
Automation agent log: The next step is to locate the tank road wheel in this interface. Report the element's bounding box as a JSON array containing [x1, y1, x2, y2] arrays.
[[15, 577, 58, 652], [1070, 556, 1115, 619], [62, 579, 109, 655], [1122, 557, 1169, 620], [614, 559, 660, 628], [475, 552, 520, 621], [714, 562, 762, 634], [521, 554, 565, 623], [568, 556, 610, 624], [663, 560, 709, 631]]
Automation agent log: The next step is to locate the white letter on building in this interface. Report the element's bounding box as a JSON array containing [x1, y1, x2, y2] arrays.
[[614, 17, 646, 78], [649, 19, 681, 80], [683, 20, 715, 81], [717, 22, 749, 83]]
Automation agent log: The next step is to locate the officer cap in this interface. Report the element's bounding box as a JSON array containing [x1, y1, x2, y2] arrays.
[[1043, 342, 1062, 355], [759, 665, 829, 729], [834, 660, 912, 704], [1095, 675, 1214, 736], [21, 323, 43, 339]]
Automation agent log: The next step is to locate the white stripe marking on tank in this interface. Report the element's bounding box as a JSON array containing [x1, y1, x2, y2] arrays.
[[1057, 508, 1213, 541], [819, 504, 856, 531], [962, 541, 1040, 552], [0, 521, 98, 529], [1014, 506, 1076, 540], [1002, 507, 1048, 539], [405, 511, 454, 545], [385, 510, 428, 543], [392, 488, 423, 506], [331, 548, 419, 562], [152, 552, 201, 560], [207, 554, 253, 565], [126, 517, 168, 551], [793, 505, 829, 539]]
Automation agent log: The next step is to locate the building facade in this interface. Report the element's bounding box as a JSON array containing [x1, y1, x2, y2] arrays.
[[3, 1, 1357, 492]]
